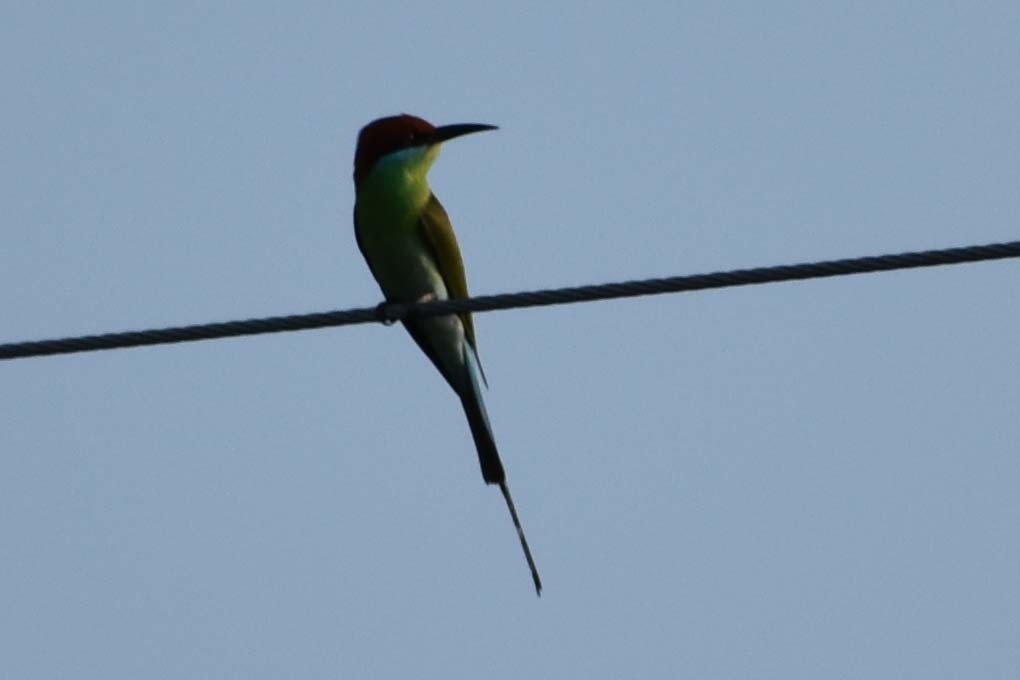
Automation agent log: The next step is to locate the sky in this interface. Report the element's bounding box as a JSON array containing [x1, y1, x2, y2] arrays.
[[2, 2, 1019, 678]]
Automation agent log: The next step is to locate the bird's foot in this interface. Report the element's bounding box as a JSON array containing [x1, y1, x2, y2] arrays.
[[374, 301, 402, 325], [375, 294, 437, 325]]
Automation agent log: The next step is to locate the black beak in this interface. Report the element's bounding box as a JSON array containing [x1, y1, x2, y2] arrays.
[[428, 123, 498, 145]]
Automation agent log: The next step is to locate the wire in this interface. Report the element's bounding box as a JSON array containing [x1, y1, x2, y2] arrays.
[[2, 239, 1018, 362]]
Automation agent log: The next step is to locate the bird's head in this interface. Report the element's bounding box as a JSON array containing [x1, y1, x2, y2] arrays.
[[353, 114, 497, 188]]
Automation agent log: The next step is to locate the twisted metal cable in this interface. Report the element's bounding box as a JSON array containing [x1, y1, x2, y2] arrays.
[[2, 239, 1017, 361]]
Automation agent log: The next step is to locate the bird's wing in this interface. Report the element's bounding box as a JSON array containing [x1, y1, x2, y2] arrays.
[[419, 192, 477, 349]]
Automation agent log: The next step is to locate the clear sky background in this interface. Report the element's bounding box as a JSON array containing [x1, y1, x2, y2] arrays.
[[2, 3, 1019, 678]]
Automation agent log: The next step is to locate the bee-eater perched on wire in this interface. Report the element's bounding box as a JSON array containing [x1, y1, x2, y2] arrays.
[[352, 114, 541, 595]]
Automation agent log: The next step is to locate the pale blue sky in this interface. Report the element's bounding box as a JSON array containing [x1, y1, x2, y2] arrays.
[[2, 3, 1019, 678]]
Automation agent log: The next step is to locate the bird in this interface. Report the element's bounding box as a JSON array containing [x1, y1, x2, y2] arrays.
[[352, 114, 541, 595]]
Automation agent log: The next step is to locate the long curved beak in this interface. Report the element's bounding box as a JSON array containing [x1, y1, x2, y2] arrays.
[[428, 123, 498, 145]]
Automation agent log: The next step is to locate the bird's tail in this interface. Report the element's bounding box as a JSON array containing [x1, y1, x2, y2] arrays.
[[462, 342, 542, 595], [461, 343, 505, 484]]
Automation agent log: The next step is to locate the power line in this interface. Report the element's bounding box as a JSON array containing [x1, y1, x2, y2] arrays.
[[2, 239, 1018, 362]]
